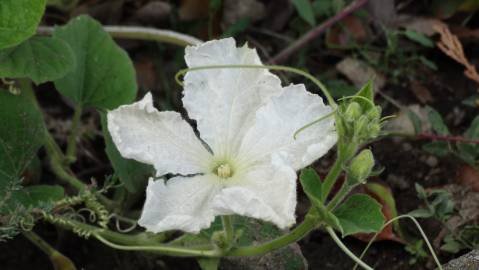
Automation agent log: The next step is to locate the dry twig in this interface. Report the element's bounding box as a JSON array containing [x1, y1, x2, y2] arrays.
[[434, 23, 479, 88]]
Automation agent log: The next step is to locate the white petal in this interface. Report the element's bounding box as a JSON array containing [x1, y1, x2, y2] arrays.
[[237, 84, 337, 170], [138, 175, 221, 233], [107, 93, 212, 176], [182, 38, 282, 158], [212, 162, 297, 229]]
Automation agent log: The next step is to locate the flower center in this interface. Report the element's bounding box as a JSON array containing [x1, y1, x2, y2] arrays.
[[215, 163, 233, 178]]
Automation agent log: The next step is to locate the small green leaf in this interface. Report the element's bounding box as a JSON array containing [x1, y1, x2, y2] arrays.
[[406, 109, 422, 134], [15, 185, 64, 208], [457, 115, 479, 164], [462, 95, 479, 107], [408, 208, 434, 218], [0, 37, 75, 84], [0, 90, 45, 187], [0, 0, 47, 49], [100, 114, 153, 193], [333, 194, 384, 236], [355, 80, 374, 110], [403, 30, 435, 48], [221, 18, 250, 38], [197, 258, 220, 270], [53, 15, 137, 110], [299, 168, 322, 202], [419, 56, 438, 70], [422, 141, 450, 157], [425, 106, 449, 135], [292, 0, 317, 26]]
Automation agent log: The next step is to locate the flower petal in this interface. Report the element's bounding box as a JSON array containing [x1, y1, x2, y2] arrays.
[[237, 84, 337, 170], [107, 92, 212, 176], [182, 38, 282, 158], [138, 175, 221, 233], [212, 161, 297, 229]]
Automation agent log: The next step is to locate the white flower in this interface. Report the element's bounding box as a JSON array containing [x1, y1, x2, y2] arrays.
[[107, 38, 337, 234]]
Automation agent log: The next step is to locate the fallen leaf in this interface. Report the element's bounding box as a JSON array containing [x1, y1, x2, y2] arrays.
[[455, 164, 479, 192], [336, 57, 385, 93], [134, 1, 171, 25], [410, 81, 434, 103], [222, 0, 265, 28], [326, 16, 369, 48]]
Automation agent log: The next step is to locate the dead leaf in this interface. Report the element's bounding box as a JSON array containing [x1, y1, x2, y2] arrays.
[[336, 57, 385, 93], [385, 105, 432, 135], [134, 1, 171, 24], [410, 81, 434, 103], [395, 15, 445, 36], [222, 0, 265, 28], [326, 16, 369, 48], [179, 0, 209, 21], [455, 164, 479, 192]]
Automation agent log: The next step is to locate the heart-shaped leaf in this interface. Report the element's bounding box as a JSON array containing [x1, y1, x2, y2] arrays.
[[53, 15, 137, 110], [0, 0, 46, 49], [333, 194, 385, 237], [0, 36, 75, 84]]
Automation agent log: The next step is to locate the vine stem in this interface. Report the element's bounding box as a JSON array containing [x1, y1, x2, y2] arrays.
[[326, 226, 374, 270], [22, 230, 56, 256], [353, 215, 443, 270], [37, 25, 202, 47], [269, 0, 369, 64], [227, 210, 318, 256], [66, 104, 82, 163], [320, 156, 345, 203]]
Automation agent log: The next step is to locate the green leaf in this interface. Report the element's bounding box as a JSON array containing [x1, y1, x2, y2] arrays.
[[425, 106, 449, 135], [462, 95, 479, 107], [0, 90, 45, 188], [419, 56, 437, 70], [406, 109, 422, 134], [0, 0, 46, 49], [422, 141, 450, 157], [403, 30, 434, 48], [14, 185, 64, 208], [0, 36, 76, 84], [53, 15, 137, 110], [197, 258, 220, 270], [100, 114, 153, 193], [333, 194, 384, 236], [457, 115, 479, 164], [299, 168, 322, 202], [292, 0, 317, 26], [355, 80, 374, 111], [221, 18, 250, 38]]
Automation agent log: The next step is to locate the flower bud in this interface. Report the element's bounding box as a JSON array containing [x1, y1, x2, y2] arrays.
[[344, 101, 362, 122], [348, 149, 374, 184]]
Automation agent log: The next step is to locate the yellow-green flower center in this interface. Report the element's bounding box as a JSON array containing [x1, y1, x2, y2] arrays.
[[215, 163, 233, 178]]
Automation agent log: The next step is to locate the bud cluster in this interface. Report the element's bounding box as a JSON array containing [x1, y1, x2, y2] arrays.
[[337, 100, 382, 144]]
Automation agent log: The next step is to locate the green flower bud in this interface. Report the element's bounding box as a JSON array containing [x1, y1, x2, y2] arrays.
[[349, 149, 374, 184], [344, 101, 362, 122]]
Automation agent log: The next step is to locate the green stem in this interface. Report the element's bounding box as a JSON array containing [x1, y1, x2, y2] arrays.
[[222, 215, 234, 247], [326, 181, 355, 211], [66, 105, 82, 163], [325, 227, 374, 270], [22, 230, 56, 256], [37, 26, 202, 47], [51, 219, 216, 257], [227, 210, 319, 256], [320, 157, 344, 203]]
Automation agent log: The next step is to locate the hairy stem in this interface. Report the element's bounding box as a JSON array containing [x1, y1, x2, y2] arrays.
[[37, 26, 202, 47], [320, 157, 344, 203], [66, 105, 82, 163]]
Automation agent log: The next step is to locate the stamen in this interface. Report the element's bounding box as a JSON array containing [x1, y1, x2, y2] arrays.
[[216, 164, 232, 178]]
